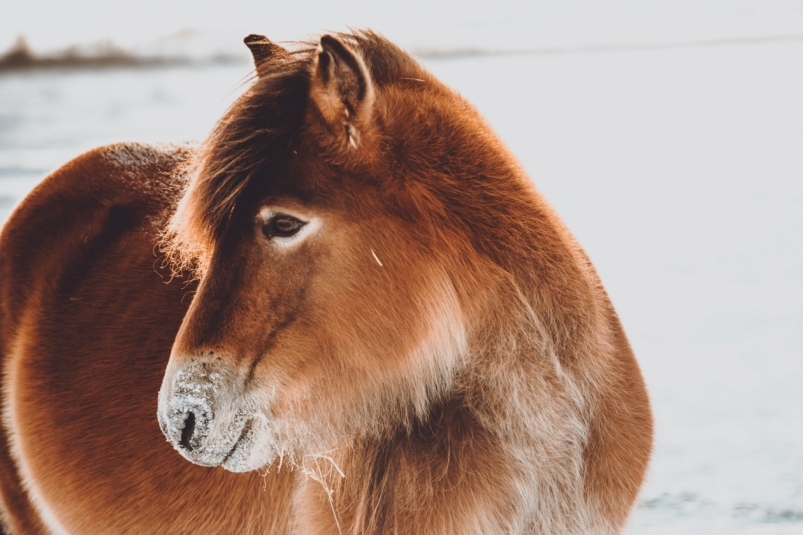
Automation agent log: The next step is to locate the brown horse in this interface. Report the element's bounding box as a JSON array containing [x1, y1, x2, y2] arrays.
[[0, 31, 652, 534]]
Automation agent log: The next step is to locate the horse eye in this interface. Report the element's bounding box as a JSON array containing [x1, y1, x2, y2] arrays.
[[264, 215, 305, 239]]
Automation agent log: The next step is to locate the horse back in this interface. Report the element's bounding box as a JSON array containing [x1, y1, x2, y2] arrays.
[[0, 143, 294, 534], [0, 143, 189, 334]]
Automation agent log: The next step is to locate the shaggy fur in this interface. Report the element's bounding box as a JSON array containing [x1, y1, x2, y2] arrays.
[[0, 30, 652, 534]]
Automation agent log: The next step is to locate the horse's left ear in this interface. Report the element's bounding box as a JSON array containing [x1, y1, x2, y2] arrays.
[[244, 34, 287, 77], [309, 35, 375, 151]]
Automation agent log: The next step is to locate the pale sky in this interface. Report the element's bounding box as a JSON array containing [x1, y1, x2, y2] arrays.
[[3, 0, 803, 55]]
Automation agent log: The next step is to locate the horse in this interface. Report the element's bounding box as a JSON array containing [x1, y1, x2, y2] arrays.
[[0, 31, 652, 534]]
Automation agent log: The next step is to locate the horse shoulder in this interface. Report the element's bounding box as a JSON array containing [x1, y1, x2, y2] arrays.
[[582, 306, 654, 531]]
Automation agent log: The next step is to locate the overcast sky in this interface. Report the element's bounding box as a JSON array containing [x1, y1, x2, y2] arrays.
[[3, 0, 803, 55]]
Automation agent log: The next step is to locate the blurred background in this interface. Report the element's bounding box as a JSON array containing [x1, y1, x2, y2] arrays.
[[2, 1, 802, 533]]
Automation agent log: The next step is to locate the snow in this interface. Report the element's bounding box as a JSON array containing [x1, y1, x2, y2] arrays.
[[1, 19, 802, 533]]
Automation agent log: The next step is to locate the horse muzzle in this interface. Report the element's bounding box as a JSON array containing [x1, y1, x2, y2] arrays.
[[157, 357, 260, 472]]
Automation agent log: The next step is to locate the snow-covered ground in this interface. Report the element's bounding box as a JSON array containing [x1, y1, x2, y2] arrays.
[[1, 25, 802, 534]]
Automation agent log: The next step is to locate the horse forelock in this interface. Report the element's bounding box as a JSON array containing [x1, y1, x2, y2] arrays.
[[160, 30, 427, 277], [160, 48, 312, 276]]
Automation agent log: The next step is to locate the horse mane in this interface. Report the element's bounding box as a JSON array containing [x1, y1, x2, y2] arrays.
[[161, 31, 423, 276]]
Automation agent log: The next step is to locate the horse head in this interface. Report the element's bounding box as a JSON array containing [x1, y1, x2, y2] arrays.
[[156, 32, 494, 472]]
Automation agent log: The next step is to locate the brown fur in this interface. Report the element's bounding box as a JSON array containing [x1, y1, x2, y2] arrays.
[[0, 31, 651, 534]]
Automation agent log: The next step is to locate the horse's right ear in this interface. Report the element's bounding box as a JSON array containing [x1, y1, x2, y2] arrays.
[[244, 34, 287, 77], [309, 35, 375, 153]]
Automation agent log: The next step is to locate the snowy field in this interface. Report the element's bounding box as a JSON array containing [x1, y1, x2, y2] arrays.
[[1, 25, 802, 535]]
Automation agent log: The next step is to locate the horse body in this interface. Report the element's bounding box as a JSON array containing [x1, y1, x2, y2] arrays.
[[0, 31, 652, 534], [0, 143, 297, 534]]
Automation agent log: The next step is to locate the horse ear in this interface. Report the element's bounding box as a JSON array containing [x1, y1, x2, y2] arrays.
[[309, 34, 375, 151], [244, 34, 286, 76]]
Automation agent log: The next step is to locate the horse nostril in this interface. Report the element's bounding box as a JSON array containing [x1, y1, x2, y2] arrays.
[[180, 411, 197, 451]]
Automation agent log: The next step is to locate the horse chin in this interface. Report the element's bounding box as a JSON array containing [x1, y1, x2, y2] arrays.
[[219, 412, 332, 474], [219, 418, 277, 473]]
